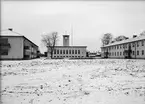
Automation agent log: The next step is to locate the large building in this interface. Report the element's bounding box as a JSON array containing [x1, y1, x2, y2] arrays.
[[101, 35, 145, 59], [0, 29, 39, 60], [48, 35, 87, 59]]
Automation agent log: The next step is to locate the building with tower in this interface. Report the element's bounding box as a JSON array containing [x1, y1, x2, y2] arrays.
[[47, 35, 87, 59]]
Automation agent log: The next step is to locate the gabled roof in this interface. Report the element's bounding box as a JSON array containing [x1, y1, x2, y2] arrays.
[[101, 35, 145, 48], [0, 29, 38, 47], [0, 29, 23, 36]]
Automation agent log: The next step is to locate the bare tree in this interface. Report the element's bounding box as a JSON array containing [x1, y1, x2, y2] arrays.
[[101, 33, 113, 46], [114, 35, 129, 42], [140, 31, 145, 36], [41, 32, 58, 59]]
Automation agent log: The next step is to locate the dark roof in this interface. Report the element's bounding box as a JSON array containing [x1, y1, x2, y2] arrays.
[[0, 29, 38, 47]]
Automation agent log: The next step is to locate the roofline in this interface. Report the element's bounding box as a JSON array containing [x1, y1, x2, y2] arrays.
[[54, 46, 87, 48], [101, 37, 145, 48], [0, 35, 38, 47], [23, 36, 38, 48]]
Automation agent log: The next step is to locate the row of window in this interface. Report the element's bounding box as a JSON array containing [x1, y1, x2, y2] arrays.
[[0, 38, 8, 44], [54, 49, 81, 54], [53, 56, 84, 58], [108, 50, 144, 56], [0, 49, 8, 55], [105, 40, 145, 51]]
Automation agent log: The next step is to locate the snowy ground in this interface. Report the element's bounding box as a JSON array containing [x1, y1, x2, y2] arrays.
[[0, 59, 145, 104]]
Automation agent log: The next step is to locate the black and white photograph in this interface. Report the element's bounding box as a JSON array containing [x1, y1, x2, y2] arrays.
[[0, 0, 145, 104]]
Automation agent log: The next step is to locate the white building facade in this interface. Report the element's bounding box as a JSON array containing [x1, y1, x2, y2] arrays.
[[101, 35, 145, 59], [0, 29, 39, 60], [48, 35, 87, 59]]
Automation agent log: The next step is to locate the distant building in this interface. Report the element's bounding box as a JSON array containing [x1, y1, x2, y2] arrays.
[[48, 35, 87, 59], [0, 28, 39, 60], [88, 52, 97, 58], [101, 35, 145, 59]]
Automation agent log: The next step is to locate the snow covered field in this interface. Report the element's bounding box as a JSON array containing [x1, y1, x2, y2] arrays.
[[0, 59, 145, 104]]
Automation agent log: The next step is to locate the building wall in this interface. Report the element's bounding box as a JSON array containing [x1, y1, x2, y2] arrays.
[[0, 37, 24, 59], [101, 39, 145, 59], [24, 39, 38, 59], [48, 47, 87, 58]]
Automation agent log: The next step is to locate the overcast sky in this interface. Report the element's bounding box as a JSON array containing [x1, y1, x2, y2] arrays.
[[1, 1, 145, 53]]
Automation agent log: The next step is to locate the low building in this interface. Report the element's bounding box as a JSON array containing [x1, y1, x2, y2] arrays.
[[48, 35, 87, 59], [88, 52, 97, 58], [0, 28, 39, 60], [101, 35, 145, 59]]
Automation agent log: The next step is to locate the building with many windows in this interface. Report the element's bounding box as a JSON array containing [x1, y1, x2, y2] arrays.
[[47, 35, 87, 59], [101, 35, 145, 59], [0, 28, 39, 60]]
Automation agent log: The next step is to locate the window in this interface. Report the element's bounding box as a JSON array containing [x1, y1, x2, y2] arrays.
[[57, 50, 59, 54], [132, 43, 135, 47], [0, 38, 8, 44], [142, 40, 144, 46], [120, 45, 122, 49], [69, 50, 71, 54], [54, 50, 56, 54], [0, 49, 8, 55], [63, 50, 65, 54], [137, 50, 139, 55], [115, 52, 116, 56], [137, 42, 139, 47], [123, 44, 125, 48], [117, 52, 119, 56], [120, 52, 122, 56], [117, 45, 119, 49], [60, 50, 62, 54], [142, 50, 144, 55], [75, 50, 77, 54], [78, 50, 80, 54], [24, 46, 30, 49], [72, 50, 74, 54], [66, 50, 68, 54]]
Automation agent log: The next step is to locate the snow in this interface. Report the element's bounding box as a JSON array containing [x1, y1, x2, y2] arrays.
[[0, 59, 145, 104]]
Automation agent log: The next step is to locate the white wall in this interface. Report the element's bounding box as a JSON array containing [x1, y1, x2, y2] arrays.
[[48, 47, 87, 58], [101, 39, 145, 59], [1, 37, 24, 59]]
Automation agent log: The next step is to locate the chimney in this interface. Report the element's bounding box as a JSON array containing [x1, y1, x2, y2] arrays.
[[8, 28, 13, 31], [63, 35, 69, 46], [133, 35, 137, 38]]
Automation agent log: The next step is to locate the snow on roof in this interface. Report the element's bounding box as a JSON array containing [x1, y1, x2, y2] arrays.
[[0, 29, 23, 36], [102, 35, 145, 48], [0, 29, 38, 47]]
